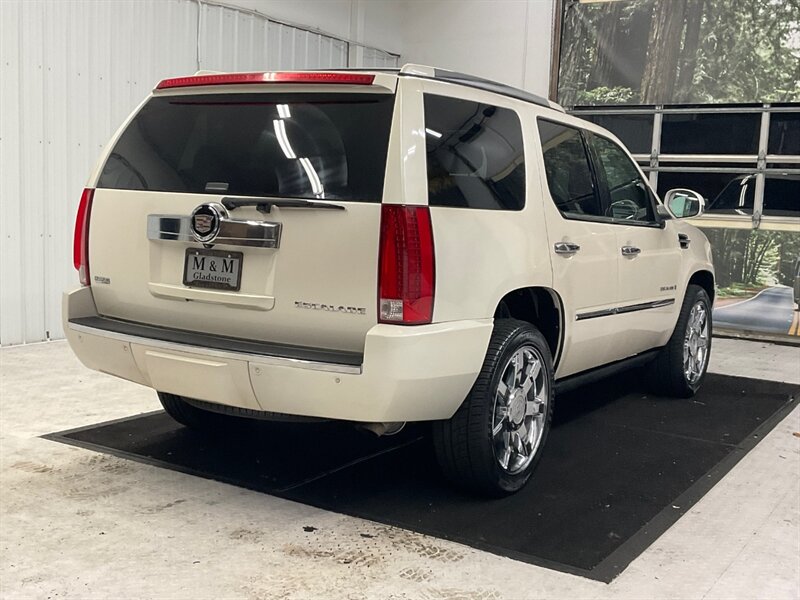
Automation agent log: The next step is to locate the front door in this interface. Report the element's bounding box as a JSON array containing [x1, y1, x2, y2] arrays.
[[586, 132, 683, 356]]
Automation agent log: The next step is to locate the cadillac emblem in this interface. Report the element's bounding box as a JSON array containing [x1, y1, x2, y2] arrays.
[[190, 203, 225, 243]]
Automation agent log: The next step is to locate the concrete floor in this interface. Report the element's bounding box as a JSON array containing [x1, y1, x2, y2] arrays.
[[1, 338, 798, 599]]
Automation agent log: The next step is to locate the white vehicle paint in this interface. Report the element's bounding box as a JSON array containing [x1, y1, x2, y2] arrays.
[[64, 65, 715, 494]]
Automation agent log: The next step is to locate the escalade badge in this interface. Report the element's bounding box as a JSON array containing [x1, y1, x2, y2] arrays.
[[295, 301, 366, 315], [190, 203, 225, 243]]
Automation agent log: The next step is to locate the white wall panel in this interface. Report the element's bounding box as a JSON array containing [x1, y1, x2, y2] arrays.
[[198, 4, 351, 72], [0, 0, 399, 345], [400, 0, 554, 97]]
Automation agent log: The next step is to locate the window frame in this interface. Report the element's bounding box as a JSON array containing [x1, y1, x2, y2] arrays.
[[537, 117, 665, 229]]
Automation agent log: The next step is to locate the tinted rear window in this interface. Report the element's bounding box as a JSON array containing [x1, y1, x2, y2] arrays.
[[97, 92, 395, 202], [424, 94, 525, 210]]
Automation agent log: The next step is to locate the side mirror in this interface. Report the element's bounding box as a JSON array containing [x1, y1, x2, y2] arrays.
[[663, 188, 705, 219]]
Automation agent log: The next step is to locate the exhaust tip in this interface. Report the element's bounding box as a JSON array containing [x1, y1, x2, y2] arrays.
[[357, 422, 406, 437]]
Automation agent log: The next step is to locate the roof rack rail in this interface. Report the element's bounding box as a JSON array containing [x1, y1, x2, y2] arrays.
[[399, 64, 564, 112]]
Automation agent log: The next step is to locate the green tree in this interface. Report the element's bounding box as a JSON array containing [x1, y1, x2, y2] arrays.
[[557, 0, 800, 106], [640, 0, 688, 103]]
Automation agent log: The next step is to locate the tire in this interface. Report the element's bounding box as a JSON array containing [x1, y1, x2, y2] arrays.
[[649, 284, 712, 398], [432, 319, 555, 496], [158, 392, 223, 431]]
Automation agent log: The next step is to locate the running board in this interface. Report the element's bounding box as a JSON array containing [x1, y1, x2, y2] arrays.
[[554, 350, 659, 395]]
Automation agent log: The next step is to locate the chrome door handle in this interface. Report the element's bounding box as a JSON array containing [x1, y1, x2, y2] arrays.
[[621, 246, 641, 256], [554, 242, 581, 255]]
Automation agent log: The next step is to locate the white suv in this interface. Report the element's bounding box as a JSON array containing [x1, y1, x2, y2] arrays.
[[64, 65, 714, 495]]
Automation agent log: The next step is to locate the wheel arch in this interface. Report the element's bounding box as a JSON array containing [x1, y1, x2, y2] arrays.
[[493, 287, 565, 369], [688, 270, 715, 304]]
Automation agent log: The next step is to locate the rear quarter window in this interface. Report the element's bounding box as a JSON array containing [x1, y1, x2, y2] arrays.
[[423, 94, 525, 210], [97, 92, 395, 202]]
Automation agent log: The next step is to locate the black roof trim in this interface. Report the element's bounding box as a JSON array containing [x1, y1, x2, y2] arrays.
[[400, 68, 558, 111], [259, 66, 561, 111]]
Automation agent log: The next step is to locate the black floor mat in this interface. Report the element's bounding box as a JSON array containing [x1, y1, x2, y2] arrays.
[[45, 373, 797, 582]]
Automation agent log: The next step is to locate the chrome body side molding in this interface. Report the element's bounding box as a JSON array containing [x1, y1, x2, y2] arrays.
[[576, 298, 675, 321]]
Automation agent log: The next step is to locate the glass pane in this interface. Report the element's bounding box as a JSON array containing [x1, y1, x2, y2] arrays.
[[556, 0, 800, 107], [656, 171, 756, 215], [588, 134, 655, 222], [766, 163, 800, 170], [537, 120, 602, 217], [768, 113, 800, 155], [424, 95, 525, 210], [98, 93, 395, 202], [582, 114, 653, 154], [702, 227, 799, 338], [763, 174, 800, 217], [661, 113, 760, 154]]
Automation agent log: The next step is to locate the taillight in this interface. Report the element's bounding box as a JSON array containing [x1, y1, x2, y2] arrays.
[[378, 205, 435, 325], [73, 188, 94, 286], [156, 72, 375, 89]]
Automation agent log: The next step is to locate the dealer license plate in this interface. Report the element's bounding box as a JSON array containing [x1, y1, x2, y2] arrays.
[[183, 248, 243, 291]]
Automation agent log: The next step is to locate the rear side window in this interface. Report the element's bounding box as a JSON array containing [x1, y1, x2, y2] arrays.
[[97, 92, 395, 202], [423, 94, 525, 210], [537, 120, 602, 218]]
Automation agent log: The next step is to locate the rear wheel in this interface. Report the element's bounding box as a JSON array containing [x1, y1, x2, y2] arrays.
[[432, 319, 554, 496], [158, 392, 222, 431], [650, 284, 712, 398]]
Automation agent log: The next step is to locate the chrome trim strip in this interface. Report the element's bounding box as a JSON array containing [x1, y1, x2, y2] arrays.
[[576, 308, 616, 321], [576, 298, 675, 321], [67, 322, 362, 375], [147, 214, 282, 248]]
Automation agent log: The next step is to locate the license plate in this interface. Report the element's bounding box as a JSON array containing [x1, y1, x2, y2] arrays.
[[183, 248, 243, 291]]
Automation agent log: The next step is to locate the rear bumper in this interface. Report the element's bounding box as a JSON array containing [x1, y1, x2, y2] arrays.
[[63, 288, 492, 422]]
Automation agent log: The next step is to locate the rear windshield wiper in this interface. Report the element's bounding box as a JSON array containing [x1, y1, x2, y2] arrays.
[[222, 197, 345, 214]]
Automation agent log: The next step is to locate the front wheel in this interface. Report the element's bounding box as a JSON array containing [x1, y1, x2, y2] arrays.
[[432, 319, 554, 496], [650, 284, 712, 398]]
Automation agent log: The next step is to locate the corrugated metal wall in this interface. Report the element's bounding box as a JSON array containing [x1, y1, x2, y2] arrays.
[[0, 0, 399, 346]]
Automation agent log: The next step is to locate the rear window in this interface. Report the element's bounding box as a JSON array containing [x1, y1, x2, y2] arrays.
[[423, 94, 525, 210], [97, 92, 395, 202]]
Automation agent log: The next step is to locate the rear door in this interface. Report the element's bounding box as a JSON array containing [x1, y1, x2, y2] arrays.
[[537, 119, 625, 377], [88, 83, 396, 353]]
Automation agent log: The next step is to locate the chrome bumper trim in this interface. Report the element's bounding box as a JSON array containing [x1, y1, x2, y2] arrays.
[[67, 322, 362, 375]]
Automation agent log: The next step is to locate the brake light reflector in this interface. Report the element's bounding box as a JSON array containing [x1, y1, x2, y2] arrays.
[[156, 72, 375, 89], [73, 188, 94, 286], [378, 205, 435, 325]]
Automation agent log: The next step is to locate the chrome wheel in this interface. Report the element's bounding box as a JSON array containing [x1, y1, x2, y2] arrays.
[[491, 345, 548, 474], [683, 300, 709, 385]]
